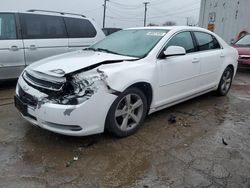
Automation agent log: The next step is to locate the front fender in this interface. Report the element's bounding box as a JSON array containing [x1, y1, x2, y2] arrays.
[[100, 61, 156, 93]]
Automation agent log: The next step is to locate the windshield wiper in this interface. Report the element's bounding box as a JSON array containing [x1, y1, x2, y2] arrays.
[[84, 47, 121, 55], [95, 48, 122, 55], [83, 47, 96, 51]]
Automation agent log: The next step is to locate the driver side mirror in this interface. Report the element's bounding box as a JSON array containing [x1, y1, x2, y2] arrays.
[[161, 46, 186, 58]]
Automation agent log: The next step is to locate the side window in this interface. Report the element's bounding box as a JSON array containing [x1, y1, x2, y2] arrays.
[[64, 18, 97, 38], [21, 14, 67, 39], [194, 32, 221, 51], [0, 14, 17, 40], [165, 31, 195, 53]]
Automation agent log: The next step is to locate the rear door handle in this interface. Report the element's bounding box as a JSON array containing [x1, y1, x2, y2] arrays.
[[29, 45, 37, 50], [192, 57, 200, 63], [10, 46, 19, 51]]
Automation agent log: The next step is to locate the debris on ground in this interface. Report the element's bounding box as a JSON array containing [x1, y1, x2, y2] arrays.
[[66, 157, 79, 167], [222, 138, 228, 146], [168, 115, 177, 124], [66, 161, 73, 167], [73, 157, 79, 161]]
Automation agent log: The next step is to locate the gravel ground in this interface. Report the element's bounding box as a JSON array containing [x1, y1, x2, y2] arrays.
[[0, 69, 250, 188]]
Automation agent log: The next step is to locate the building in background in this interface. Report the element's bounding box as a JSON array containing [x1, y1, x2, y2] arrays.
[[199, 0, 250, 44]]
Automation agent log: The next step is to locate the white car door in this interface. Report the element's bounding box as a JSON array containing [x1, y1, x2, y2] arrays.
[[20, 13, 68, 65], [155, 31, 200, 107], [193, 31, 223, 91], [0, 13, 25, 79]]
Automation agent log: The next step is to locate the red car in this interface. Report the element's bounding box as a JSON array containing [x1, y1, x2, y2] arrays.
[[233, 34, 250, 68]]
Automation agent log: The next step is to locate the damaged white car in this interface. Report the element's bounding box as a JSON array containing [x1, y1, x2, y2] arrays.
[[15, 26, 238, 137]]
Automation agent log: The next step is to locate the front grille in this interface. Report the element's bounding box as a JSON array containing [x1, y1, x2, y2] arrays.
[[23, 71, 64, 91], [18, 85, 38, 107]]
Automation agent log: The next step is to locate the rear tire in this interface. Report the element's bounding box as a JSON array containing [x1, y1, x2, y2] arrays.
[[105, 87, 148, 137], [217, 67, 233, 96]]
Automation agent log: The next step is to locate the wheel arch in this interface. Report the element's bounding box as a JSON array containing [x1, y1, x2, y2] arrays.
[[124, 82, 153, 110], [227, 64, 235, 74]]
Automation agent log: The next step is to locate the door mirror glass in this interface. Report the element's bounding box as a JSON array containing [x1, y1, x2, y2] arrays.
[[163, 46, 186, 57]]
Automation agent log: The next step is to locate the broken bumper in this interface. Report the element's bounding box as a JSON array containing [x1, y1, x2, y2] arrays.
[[15, 76, 117, 136]]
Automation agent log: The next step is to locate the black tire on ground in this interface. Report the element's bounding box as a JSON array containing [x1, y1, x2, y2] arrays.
[[105, 87, 148, 137], [217, 67, 234, 96]]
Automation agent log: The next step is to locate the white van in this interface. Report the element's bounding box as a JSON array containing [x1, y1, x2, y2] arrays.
[[0, 10, 105, 80]]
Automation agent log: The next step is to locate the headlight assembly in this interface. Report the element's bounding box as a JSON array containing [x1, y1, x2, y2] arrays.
[[58, 70, 107, 105]]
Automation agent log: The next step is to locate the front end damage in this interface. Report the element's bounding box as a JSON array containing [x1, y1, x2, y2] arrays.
[[15, 68, 119, 136]]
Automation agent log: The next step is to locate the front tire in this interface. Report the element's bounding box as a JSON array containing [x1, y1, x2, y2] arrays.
[[217, 67, 233, 96], [105, 87, 148, 137]]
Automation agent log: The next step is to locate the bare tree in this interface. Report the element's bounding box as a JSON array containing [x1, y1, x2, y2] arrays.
[[162, 21, 177, 26], [147, 23, 159, 26]]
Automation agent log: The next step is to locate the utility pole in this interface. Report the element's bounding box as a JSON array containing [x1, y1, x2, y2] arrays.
[[143, 2, 149, 27], [186, 17, 189, 26], [103, 0, 109, 28]]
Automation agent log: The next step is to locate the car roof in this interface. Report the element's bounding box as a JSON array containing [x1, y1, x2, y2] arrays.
[[0, 11, 88, 19], [125, 26, 210, 32]]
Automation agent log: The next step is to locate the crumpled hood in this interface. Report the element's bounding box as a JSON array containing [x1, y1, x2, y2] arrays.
[[27, 50, 137, 77]]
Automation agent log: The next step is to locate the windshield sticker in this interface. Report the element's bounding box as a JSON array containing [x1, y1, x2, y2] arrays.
[[146, 32, 166, 36]]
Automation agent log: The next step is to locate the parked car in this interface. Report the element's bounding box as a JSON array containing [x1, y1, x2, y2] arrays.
[[15, 26, 238, 137], [232, 34, 250, 68], [0, 10, 105, 80], [102, 28, 122, 36]]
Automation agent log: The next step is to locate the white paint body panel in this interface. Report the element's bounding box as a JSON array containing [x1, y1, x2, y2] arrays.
[[0, 39, 25, 79], [156, 53, 200, 106], [23, 39, 69, 66], [16, 26, 238, 136]]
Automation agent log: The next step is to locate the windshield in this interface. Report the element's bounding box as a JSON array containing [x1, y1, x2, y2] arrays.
[[89, 29, 168, 58], [235, 35, 250, 46]]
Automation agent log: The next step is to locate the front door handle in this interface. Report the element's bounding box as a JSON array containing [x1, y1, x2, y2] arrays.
[[220, 53, 225, 58], [29, 45, 37, 50], [192, 58, 200, 63], [10, 46, 19, 51]]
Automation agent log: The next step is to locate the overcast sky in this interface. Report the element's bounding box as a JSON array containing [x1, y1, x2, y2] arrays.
[[0, 0, 201, 28]]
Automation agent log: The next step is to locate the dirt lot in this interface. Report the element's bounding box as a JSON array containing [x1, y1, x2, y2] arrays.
[[0, 70, 250, 188]]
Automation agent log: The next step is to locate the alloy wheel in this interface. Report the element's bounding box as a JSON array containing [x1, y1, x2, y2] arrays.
[[114, 94, 144, 131], [221, 69, 232, 93]]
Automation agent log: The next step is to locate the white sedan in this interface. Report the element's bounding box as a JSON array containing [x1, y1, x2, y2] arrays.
[[15, 26, 238, 137]]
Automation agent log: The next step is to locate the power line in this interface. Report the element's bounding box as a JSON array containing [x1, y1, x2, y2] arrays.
[[149, 1, 200, 15], [150, 0, 174, 6], [106, 15, 143, 22], [106, 6, 199, 21], [104, 0, 200, 27], [148, 7, 200, 19], [107, 8, 143, 18], [109, 1, 143, 9]]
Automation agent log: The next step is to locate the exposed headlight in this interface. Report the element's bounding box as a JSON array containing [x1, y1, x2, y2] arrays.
[[59, 70, 107, 105]]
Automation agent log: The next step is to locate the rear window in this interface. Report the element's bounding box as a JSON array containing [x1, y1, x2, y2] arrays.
[[64, 17, 97, 38], [21, 14, 67, 39], [194, 32, 221, 51]]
